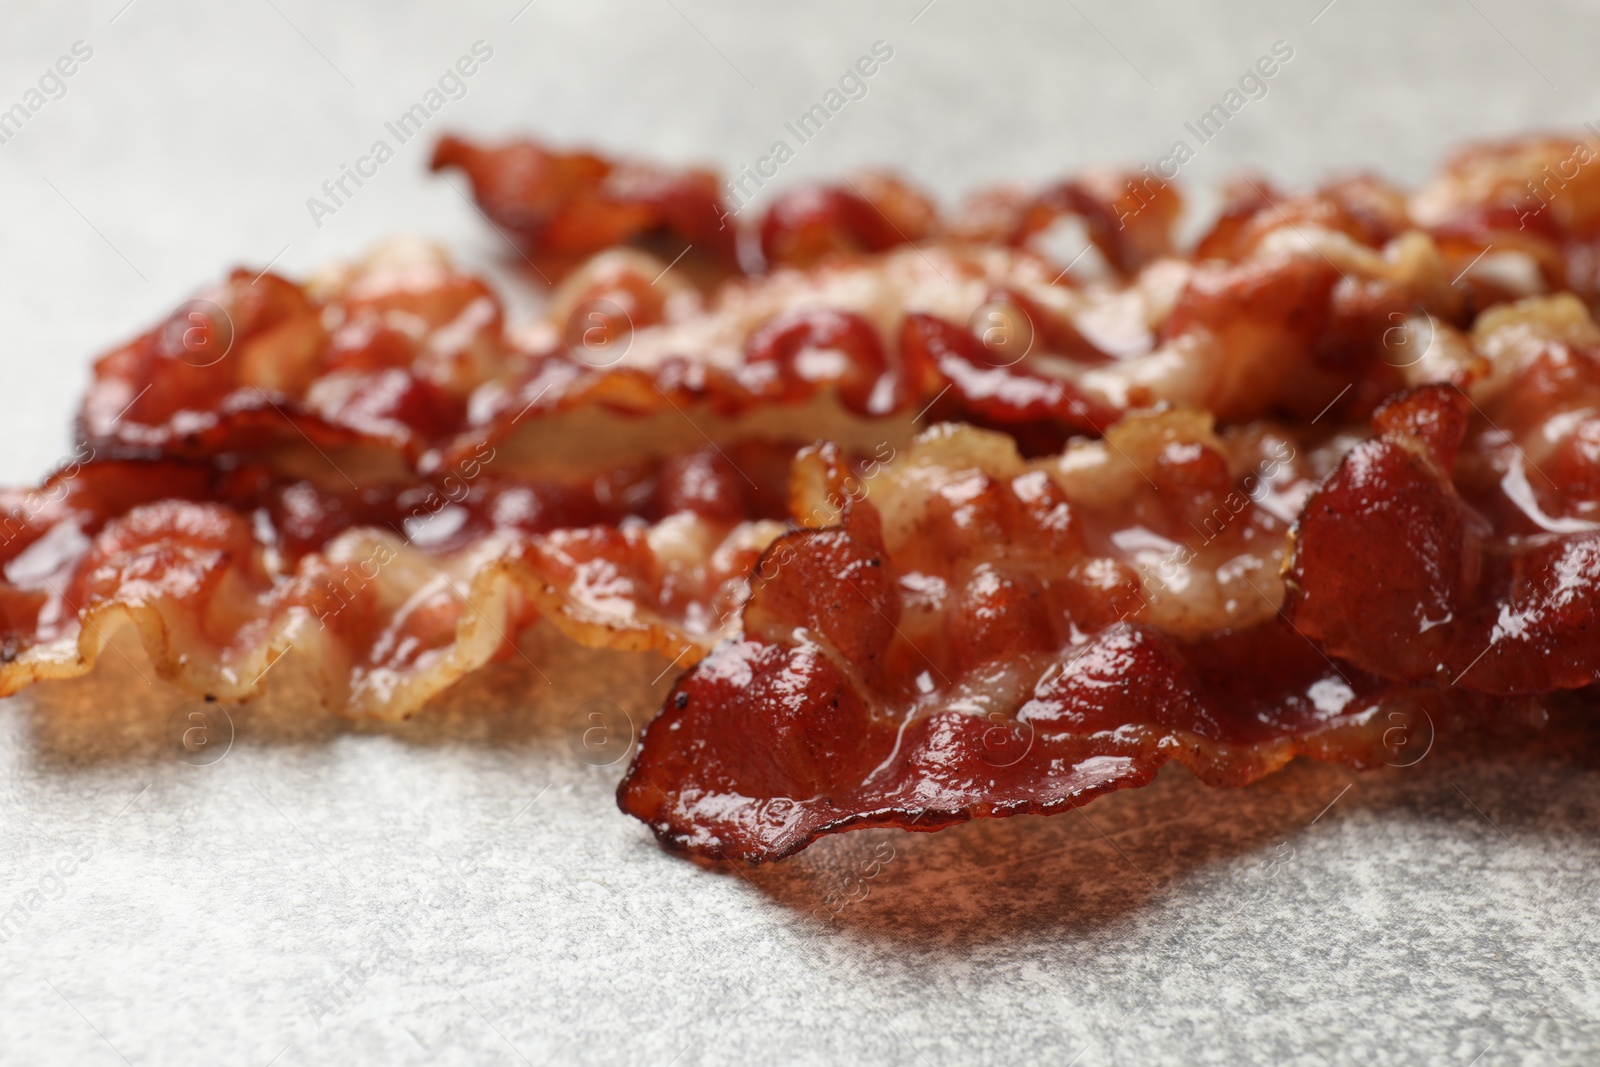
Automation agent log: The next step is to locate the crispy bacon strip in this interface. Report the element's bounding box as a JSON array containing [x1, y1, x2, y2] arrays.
[[1197, 134, 1600, 309], [1411, 133, 1600, 300], [430, 132, 1168, 277], [440, 215, 1470, 464], [441, 131, 1591, 315], [80, 239, 1119, 474], [112, 134, 1600, 476], [618, 417, 1446, 862], [36, 131, 1600, 862], [430, 134, 738, 279], [86, 226, 1469, 488], [79, 241, 514, 470], [0, 444, 795, 720], [1286, 294, 1600, 692], [427, 135, 1501, 439]]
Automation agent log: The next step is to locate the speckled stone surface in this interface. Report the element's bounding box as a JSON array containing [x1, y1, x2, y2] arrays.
[[2, 2, 1598, 1063]]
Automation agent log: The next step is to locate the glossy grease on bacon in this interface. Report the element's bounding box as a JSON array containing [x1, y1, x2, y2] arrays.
[[619, 421, 1435, 862], [0, 445, 794, 719]]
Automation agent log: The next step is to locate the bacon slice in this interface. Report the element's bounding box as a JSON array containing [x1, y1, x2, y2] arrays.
[[79, 240, 516, 471], [429, 134, 738, 279], [618, 417, 1444, 862], [430, 132, 1168, 277], [49, 131, 1600, 863], [755, 173, 940, 270], [1286, 294, 1600, 692], [1196, 135, 1600, 311], [428, 133, 1522, 437], [429, 133, 1600, 445], [82, 227, 1454, 486], [0, 444, 795, 720], [1410, 133, 1600, 301], [103, 136, 1580, 479]]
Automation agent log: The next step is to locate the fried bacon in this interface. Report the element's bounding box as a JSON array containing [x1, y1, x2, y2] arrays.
[[97, 136, 1562, 476], [435, 130, 1597, 309], [1197, 133, 1600, 311], [1411, 133, 1600, 300], [617, 418, 1449, 862], [1286, 295, 1600, 693], [80, 223, 1449, 482], [79, 241, 512, 471], [0, 444, 795, 719], [430, 134, 738, 279], [37, 130, 1600, 861], [431, 132, 1158, 278]]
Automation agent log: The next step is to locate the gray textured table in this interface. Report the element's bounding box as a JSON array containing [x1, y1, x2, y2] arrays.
[[2, 2, 1598, 1063]]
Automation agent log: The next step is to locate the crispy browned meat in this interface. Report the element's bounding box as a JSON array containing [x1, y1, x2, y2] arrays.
[[16, 130, 1600, 860]]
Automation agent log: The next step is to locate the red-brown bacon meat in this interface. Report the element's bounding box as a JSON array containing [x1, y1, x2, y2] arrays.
[[0, 444, 795, 720], [618, 418, 1449, 862], [1286, 294, 1600, 693], [430, 132, 1157, 277], [41, 130, 1600, 863], [79, 241, 512, 471], [1410, 133, 1600, 301], [80, 220, 1450, 482], [76, 239, 1122, 475], [430, 133, 739, 278]]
